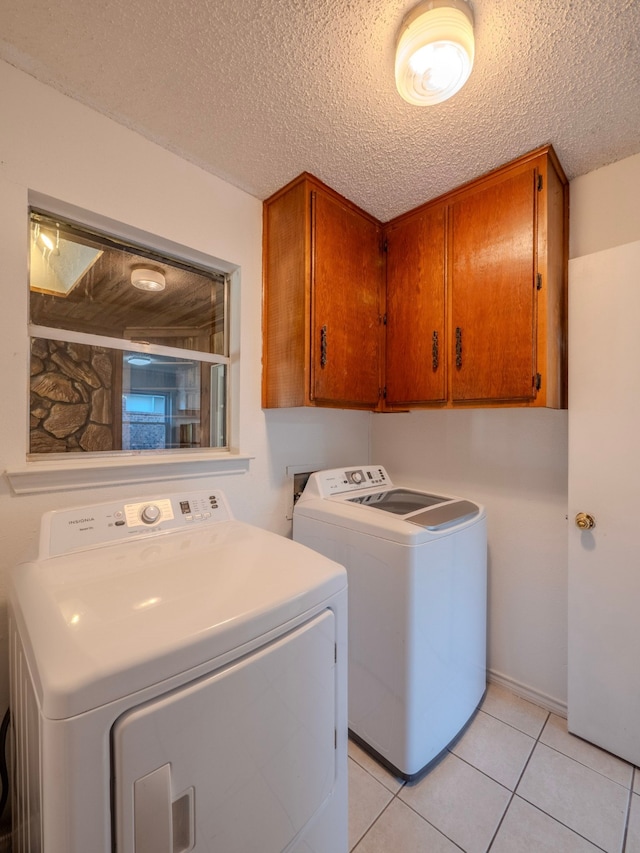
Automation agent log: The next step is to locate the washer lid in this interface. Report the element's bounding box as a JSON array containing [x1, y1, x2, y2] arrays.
[[10, 520, 346, 720], [406, 500, 481, 530]]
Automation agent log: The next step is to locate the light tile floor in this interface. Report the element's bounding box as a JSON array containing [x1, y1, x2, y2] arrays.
[[349, 683, 640, 852]]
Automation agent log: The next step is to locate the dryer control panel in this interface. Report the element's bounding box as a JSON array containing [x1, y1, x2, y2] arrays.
[[40, 489, 234, 558], [304, 466, 392, 498]]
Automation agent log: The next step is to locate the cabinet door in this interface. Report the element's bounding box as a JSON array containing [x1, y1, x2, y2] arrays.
[[385, 205, 446, 406], [311, 190, 383, 408], [262, 180, 308, 408], [451, 168, 538, 403]]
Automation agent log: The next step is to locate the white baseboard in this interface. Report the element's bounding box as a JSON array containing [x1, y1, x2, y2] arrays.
[[488, 669, 567, 719]]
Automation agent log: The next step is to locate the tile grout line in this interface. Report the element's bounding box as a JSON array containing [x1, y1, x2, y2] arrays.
[[350, 693, 636, 853], [347, 750, 406, 796], [387, 749, 470, 852], [395, 740, 518, 853], [536, 741, 635, 789], [485, 708, 551, 852], [480, 705, 549, 738], [350, 775, 468, 853], [391, 702, 549, 850], [620, 767, 636, 853], [350, 693, 552, 849], [508, 716, 625, 853], [389, 786, 468, 853], [350, 795, 395, 852], [347, 752, 409, 852], [484, 700, 637, 788], [515, 798, 610, 853]]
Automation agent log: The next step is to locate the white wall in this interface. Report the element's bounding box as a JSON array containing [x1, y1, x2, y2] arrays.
[[0, 60, 370, 714], [372, 152, 640, 713], [372, 409, 569, 711], [569, 152, 640, 258]]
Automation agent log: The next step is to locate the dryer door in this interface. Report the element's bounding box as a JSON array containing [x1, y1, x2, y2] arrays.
[[112, 609, 337, 853]]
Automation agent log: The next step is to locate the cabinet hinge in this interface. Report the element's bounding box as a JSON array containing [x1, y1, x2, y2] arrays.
[[537, 174, 543, 191], [334, 643, 337, 664], [534, 373, 542, 391], [536, 273, 543, 291], [335, 729, 338, 749]]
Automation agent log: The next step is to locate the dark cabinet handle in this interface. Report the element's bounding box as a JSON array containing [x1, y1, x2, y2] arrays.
[[432, 331, 439, 371], [320, 325, 328, 368], [455, 327, 463, 368]]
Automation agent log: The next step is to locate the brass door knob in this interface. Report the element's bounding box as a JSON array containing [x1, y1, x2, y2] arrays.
[[575, 512, 596, 530]]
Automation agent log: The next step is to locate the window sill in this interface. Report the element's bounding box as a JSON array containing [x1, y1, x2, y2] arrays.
[[5, 452, 253, 495]]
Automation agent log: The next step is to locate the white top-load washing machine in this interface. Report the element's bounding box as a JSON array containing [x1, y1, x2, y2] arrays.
[[293, 465, 486, 780], [9, 487, 347, 853]]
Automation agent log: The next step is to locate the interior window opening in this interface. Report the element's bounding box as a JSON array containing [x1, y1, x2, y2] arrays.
[[29, 211, 230, 456]]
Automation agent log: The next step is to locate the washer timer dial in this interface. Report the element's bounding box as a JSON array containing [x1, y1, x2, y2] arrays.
[[140, 504, 161, 525], [124, 498, 173, 528]]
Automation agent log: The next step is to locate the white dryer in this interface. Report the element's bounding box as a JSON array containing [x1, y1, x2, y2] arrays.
[[9, 488, 347, 853], [293, 465, 486, 780]]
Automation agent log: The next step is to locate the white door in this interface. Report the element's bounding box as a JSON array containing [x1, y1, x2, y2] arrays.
[[112, 610, 338, 853], [568, 239, 640, 764]]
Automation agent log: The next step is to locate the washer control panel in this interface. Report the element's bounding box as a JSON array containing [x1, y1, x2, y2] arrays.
[[41, 490, 232, 558], [308, 466, 391, 497]]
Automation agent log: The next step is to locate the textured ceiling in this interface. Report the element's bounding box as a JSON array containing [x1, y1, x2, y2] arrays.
[[1, 0, 639, 221]]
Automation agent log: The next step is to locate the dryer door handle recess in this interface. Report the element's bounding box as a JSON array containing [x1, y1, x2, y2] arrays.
[[134, 764, 194, 853]]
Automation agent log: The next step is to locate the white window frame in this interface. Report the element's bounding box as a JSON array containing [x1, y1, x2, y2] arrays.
[[5, 194, 250, 495]]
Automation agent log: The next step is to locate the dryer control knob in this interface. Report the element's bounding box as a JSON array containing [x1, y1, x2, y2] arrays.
[[140, 504, 161, 524]]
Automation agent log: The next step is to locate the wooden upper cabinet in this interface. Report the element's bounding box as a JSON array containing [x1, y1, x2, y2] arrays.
[[385, 204, 447, 406], [263, 146, 568, 412], [448, 148, 568, 408], [382, 145, 568, 409], [262, 174, 384, 409], [450, 165, 538, 404]]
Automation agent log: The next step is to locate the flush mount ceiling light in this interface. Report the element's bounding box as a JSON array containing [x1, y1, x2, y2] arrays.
[[130, 267, 166, 292], [395, 0, 475, 106], [126, 354, 152, 366]]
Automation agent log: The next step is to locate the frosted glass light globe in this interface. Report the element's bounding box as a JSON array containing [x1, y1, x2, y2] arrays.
[[396, 0, 475, 106]]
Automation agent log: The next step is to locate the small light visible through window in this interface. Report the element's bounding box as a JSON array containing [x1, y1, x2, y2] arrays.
[[29, 210, 230, 455]]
